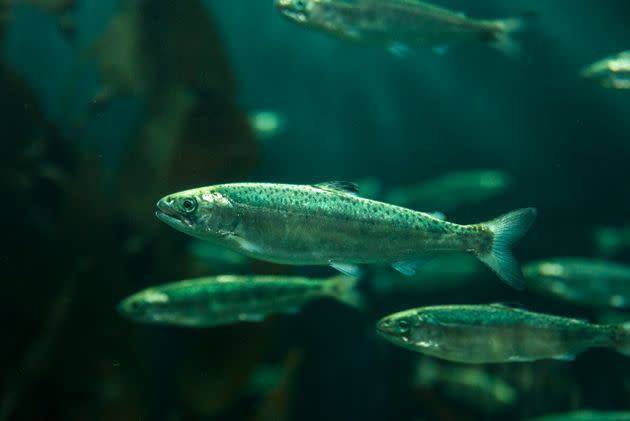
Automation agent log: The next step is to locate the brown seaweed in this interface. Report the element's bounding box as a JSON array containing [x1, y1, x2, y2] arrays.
[[0, 1, 261, 418]]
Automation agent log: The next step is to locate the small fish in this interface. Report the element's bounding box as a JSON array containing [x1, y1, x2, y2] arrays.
[[385, 170, 512, 213], [248, 110, 287, 140], [523, 258, 630, 309], [414, 358, 518, 414], [593, 225, 630, 257], [581, 50, 630, 90], [118, 274, 360, 327], [527, 411, 630, 421], [275, 0, 526, 58], [155, 182, 537, 289], [376, 304, 630, 363]]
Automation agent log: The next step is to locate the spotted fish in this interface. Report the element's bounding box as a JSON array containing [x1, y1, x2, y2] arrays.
[[156, 182, 536, 289]]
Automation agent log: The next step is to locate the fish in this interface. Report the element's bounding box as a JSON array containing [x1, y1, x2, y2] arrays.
[[414, 358, 518, 414], [385, 169, 512, 213], [593, 225, 630, 257], [155, 182, 537, 289], [248, 110, 287, 140], [117, 274, 360, 327], [376, 303, 630, 363], [523, 258, 630, 309], [527, 411, 630, 421], [581, 50, 630, 90], [275, 0, 526, 58]]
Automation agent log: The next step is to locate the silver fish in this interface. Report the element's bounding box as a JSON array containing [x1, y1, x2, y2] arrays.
[[118, 274, 360, 327], [275, 0, 525, 57], [248, 110, 287, 140], [581, 50, 630, 90], [385, 169, 512, 213], [155, 182, 537, 289], [524, 258, 630, 309], [414, 358, 518, 413], [376, 303, 630, 363], [527, 411, 630, 421], [593, 225, 630, 257]]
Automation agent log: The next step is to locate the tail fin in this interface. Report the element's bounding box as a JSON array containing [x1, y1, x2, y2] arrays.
[[489, 13, 534, 60], [617, 321, 630, 357], [325, 275, 363, 309], [475, 208, 537, 290]]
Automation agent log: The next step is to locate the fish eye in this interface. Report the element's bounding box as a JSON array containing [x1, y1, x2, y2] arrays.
[[397, 320, 410, 333], [294, 0, 306, 11], [181, 197, 198, 213]]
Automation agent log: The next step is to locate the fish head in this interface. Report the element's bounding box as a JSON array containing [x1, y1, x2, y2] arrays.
[[580, 59, 609, 82], [376, 309, 418, 346], [117, 289, 171, 323], [581, 52, 630, 89], [377, 309, 442, 351], [275, 0, 319, 23], [156, 187, 239, 241]]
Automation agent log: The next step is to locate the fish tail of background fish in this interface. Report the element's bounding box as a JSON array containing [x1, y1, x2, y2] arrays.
[[480, 15, 529, 60], [323, 275, 363, 309], [474, 208, 537, 290], [617, 321, 630, 356]]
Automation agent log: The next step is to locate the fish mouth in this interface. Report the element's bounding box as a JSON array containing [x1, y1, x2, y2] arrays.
[[376, 319, 395, 337], [155, 198, 191, 228], [274, 1, 307, 22], [280, 10, 307, 22]]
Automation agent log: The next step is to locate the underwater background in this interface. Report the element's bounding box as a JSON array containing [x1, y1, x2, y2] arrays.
[[2, 0, 630, 420]]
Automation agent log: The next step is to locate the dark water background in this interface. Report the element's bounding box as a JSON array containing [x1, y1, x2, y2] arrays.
[[2, 0, 630, 420]]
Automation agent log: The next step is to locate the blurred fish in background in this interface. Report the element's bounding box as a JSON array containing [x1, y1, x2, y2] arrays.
[[413, 357, 519, 414], [523, 258, 630, 310], [593, 225, 630, 258], [582, 50, 630, 90], [118, 274, 360, 327], [248, 109, 288, 141], [384, 169, 512, 213], [275, 0, 527, 57], [527, 410, 630, 421]]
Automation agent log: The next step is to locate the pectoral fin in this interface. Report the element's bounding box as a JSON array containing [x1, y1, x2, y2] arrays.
[[392, 258, 432, 276], [330, 262, 362, 277], [552, 354, 576, 361]]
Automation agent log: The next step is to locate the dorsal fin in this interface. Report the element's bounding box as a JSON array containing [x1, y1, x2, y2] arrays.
[[313, 181, 360, 196]]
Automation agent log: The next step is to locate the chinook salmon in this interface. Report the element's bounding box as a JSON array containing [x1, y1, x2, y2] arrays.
[[155, 182, 536, 289], [275, 0, 526, 57], [376, 304, 630, 363]]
